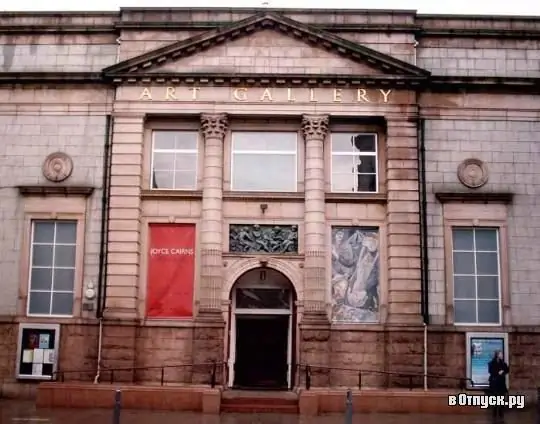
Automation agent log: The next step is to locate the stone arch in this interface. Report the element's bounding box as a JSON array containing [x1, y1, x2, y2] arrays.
[[223, 257, 303, 301]]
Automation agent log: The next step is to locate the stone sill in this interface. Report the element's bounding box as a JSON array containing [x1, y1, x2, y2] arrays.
[[140, 190, 386, 204], [140, 189, 203, 200]]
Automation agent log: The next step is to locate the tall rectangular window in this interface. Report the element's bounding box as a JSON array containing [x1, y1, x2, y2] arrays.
[[231, 131, 297, 191], [151, 131, 198, 190], [28, 220, 77, 316], [452, 227, 501, 325], [331, 133, 378, 193]]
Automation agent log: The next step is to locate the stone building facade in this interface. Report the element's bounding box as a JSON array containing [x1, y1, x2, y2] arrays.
[[0, 7, 539, 395]]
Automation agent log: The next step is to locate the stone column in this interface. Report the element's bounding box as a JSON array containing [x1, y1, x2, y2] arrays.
[[192, 113, 228, 384], [300, 115, 331, 387], [301, 114, 330, 318], [198, 113, 229, 316]]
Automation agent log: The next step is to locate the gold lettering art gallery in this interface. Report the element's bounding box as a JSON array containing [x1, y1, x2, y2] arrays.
[[138, 86, 394, 103]]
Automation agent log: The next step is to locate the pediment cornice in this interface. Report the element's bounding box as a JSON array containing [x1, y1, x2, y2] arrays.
[[103, 12, 430, 81]]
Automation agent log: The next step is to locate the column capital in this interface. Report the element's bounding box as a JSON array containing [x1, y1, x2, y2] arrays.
[[200, 113, 229, 140], [301, 114, 329, 141]]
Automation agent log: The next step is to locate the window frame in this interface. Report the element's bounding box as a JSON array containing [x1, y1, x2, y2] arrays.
[[150, 130, 199, 191], [443, 209, 510, 328], [329, 132, 379, 194], [27, 219, 78, 318], [450, 226, 502, 326], [230, 130, 299, 192]]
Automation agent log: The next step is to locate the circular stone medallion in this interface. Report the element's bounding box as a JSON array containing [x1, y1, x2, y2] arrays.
[[42, 152, 74, 183], [457, 158, 488, 189]]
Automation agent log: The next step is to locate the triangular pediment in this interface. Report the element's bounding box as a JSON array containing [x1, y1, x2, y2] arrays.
[[103, 12, 429, 81]]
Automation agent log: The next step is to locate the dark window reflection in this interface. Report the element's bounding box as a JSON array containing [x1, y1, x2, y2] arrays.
[[357, 174, 376, 192], [356, 156, 376, 173], [235, 288, 291, 309], [352, 134, 376, 152]]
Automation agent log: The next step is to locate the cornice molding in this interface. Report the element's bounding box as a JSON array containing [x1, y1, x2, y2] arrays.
[[0, 72, 104, 84], [17, 185, 95, 197], [435, 191, 514, 204]]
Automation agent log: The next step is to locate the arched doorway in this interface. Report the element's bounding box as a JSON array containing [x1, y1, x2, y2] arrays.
[[227, 266, 297, 390]]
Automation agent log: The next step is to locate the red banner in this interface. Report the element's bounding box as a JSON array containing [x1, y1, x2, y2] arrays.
[[146, 224, 195, 318]]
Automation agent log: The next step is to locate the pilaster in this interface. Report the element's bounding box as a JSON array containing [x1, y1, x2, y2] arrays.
[[385, 118, 422, 325], [301, 114, 329, 322], [104, 114, 145, 319]]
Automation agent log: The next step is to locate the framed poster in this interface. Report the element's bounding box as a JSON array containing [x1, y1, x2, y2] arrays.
[[146, 223, 196, 318], [15, 323, 60, 380], [465, 332, 508, 390]]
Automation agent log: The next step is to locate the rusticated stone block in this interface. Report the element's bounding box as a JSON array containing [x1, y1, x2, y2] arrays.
[[191, 324, 225, 385]]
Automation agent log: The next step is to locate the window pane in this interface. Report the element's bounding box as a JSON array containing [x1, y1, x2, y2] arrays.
[[53, 269, 75, 291], [32, 245, 53, 267], [356, 174, 376, 192], [55, 222, 76, 244], [356, 155, 376, 173], [51, 293, 73, 315], [174, 153, 197, 172], [476, 252, 499, 275], [54, 246, 76, 268], [152, 171, 174, 189], [232, 154, 296, 191], [332, 173, 355, 192], [174, 171, 197, 190], [352, 134, 376, 152], [233, 132, 297, 151], [154, 131, 197, 150], [33, 222, 55, 243], [454, 276, 476, 299], [478, 300, 500, 324], [477, 276, 499, 299], [30, 268, 53, 291], [331, 155, 354, 174], [152, 152, 174, 170], [153, 131, 176, 149], [453, 252, 474, 274], [452, 229, 474, 251], [454, 299, 476, 324], [28, 291, 51, 315], [236, 289, 291, 309], [475, 229, 498, 251], [174, 132, 197, 150]]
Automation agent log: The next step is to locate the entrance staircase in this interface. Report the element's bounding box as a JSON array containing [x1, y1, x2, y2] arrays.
[[221, 390, 299, 414]]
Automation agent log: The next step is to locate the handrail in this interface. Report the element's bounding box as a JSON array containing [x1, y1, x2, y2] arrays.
[[54, 361, 225, 388], [298, 363, 474, 391]]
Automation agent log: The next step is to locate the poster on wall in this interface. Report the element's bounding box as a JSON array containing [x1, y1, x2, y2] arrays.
[[466, 332, 509, 389], [15, 323, 60, 380], [147, 223, 196, 318], [330, 226, 380, 323]]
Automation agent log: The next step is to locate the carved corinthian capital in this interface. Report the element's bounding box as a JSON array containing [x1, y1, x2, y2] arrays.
[[301, 114, 329, 141], [200, 113, 229, 140]]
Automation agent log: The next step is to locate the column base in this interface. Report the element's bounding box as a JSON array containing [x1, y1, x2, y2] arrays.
[[192, 309, 225, 385], [301, 310, 330, 326], [299, 311, 331, 387]]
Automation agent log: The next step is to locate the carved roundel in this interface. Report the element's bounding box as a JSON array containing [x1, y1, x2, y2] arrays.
[[42, 152, 74, 183], [457, 158, 488, 189]]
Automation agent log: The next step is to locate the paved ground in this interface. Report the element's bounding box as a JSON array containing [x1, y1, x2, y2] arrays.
[[0, 400, 536, 423]]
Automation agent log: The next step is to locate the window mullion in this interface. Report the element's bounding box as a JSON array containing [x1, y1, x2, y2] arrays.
[[472, 228, 479, 324], [50, 222, 57, 316]]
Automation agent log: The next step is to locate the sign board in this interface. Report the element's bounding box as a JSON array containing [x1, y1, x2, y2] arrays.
[[146, 223, 196, 318], [15, 323, 61, 380], [465, 332, 508, 390]]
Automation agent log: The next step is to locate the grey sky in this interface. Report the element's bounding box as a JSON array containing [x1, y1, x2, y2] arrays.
[[1, 0, 540, 15]]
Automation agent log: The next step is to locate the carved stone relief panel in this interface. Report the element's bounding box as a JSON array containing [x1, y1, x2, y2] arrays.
[[229, 224, 298, 254]]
